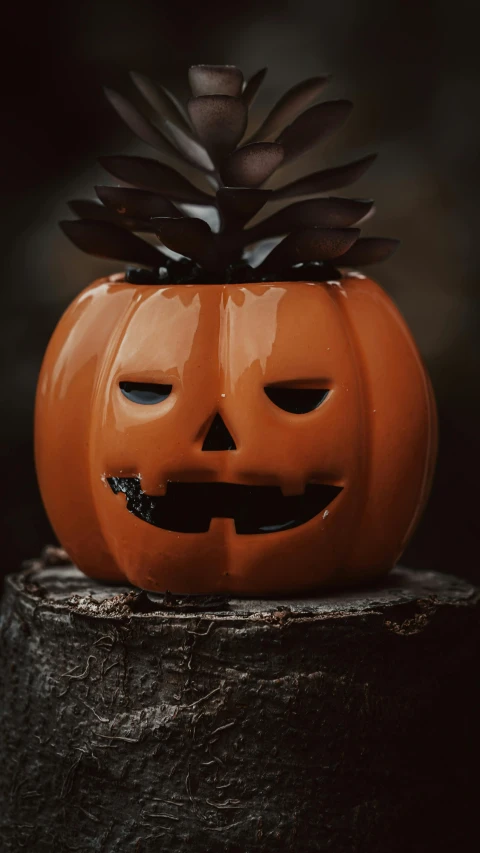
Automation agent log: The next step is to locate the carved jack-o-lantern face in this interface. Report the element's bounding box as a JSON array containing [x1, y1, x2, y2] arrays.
[[35, 275, 437, 595]]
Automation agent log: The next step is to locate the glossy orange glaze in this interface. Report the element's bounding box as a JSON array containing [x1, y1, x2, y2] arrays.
[[35, 275, 437, 594]]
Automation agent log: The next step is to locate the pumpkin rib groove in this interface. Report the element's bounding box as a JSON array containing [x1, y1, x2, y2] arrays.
[[87, 286, 148, 583], [398, 366, 438, 553], [326, 281, 373, 577], [335, 275, 436, 576], [35, 280, 129, 581]]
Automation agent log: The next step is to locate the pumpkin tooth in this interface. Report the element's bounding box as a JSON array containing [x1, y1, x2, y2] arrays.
[[280, 479, 307, 497], [139, 477, 168, 497]]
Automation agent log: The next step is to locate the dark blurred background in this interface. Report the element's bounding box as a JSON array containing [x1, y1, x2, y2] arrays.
[[1, 0, 478, 583]]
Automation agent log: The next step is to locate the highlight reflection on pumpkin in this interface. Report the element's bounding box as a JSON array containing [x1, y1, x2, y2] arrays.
[[35, 276, 437, 595]]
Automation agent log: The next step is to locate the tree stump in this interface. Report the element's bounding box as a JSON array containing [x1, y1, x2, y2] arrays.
[[1, 556, 479, 852]]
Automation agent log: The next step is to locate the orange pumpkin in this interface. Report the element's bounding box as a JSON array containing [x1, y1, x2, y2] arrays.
[[35, 273, 437, 595]]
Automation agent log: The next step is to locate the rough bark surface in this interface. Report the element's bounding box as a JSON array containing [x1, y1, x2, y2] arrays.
[[0, 556, 479, 852]]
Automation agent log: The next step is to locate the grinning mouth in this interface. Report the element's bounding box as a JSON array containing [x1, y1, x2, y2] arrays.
[[107, 478, 343, 535]]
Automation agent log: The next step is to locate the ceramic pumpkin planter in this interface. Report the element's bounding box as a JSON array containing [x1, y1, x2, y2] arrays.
[[35, 64, 437, 594]]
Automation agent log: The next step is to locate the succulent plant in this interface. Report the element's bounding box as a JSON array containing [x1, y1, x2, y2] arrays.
[[61, 64, 398, 284]]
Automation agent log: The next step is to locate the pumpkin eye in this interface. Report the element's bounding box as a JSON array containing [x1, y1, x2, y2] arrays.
[[265, 387, 330, 414], [120, 381, 172, 405]]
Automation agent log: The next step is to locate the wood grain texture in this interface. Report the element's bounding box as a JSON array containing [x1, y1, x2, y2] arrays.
[[0, 558, 479, 852]]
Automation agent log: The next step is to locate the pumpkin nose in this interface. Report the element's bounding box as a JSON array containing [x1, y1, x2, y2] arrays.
[[202, 413, 236, 451]]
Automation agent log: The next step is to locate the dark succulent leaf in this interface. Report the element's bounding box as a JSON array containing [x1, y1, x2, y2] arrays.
[[244, 197, 373, 243], [189, 65, 244, 97], [130, 71, 191, 131], [337, 237, 400, 266], [259, 227, 360, 272], [273, 154, 378, 199], [68, 200, 106, 219], [60, 219, 165, 267], [68, 199, 149, 232], [95, 187, 180, 220], [103, 88, 183, 162], [154, 216, 217, 268], [188, 96, 248, 160], [221, 143, 284, 187], [277, 100, 353, 163], [163, 118, 215, 171], [99, 156, 215, 204], [159, 87, 193, 130], [69, 199, 124, 223], [249, 76, 330, 143], [217, 187, 272, 227], [242, 67, 268, 107], [105, 86, 212, 172]]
